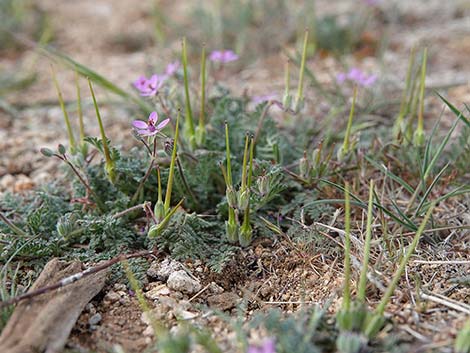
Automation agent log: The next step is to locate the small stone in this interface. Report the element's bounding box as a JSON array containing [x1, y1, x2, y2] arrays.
[[0, 174, 15, 191], [167, 270, 201, 295], [207, 292, 241, 311], [119, 296, 130, 305], [116, 290, 127, 297], [13, 174, 35, 192], [145, 284, 171, 300], [141, 312, 152, 325], [143, 325, 155, 337], [114, 283, 127, 291], [85, 303, 97, 315], [147, 258, 183, 281], [104, 290, 120, 303], [175, 309, 198, 320], [88, 313, 102, 326], [208, 282, 224, 294]]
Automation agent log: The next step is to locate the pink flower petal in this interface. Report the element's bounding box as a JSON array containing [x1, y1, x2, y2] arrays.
[[156, 118, 170, 130], [165, 61, 180, 76], [148, 112, 158, 124], [132, 120, 148, 129]]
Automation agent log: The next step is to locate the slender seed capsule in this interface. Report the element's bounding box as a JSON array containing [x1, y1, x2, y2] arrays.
[[237, 188, 250, 210], [299, 151, 309, 179], [257, 174, 269, 197]]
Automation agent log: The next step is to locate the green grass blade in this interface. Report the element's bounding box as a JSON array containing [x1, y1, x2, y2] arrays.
[[38, 44, 152, 113], [358, 180, 374, 302], [414, 163, 449, 217], [423, 118, 458, 181], [436, 92, 470, 127], [365, 156, 414, 194]]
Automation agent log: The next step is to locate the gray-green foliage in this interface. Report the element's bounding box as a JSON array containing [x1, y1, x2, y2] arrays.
[[151, 212, 237, 272]]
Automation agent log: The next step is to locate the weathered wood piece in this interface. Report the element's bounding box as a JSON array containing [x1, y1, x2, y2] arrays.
[[0, 258, 107, 353]]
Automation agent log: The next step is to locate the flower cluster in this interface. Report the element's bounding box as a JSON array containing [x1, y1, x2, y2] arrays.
[[133, 61, 180, 96], [132, 111, 170, 137], [336, 68, 377, 87], [209, 50, 239, 63]]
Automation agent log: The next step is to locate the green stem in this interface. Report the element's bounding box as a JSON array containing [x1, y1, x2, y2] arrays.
[[358, 180, 374, 302], [0, 212, 28, 237], [240, 134, 250, 191], [75, 71, 85, 143], [88, 79, 115, 182], [198, 44, 206, 130], [294, 29, 309, 111], [51, 66, 76, 150], [394, 47, 416, 136], [157, 165, 163, 204], [417, 48, 427, 132], [342, 86, 357, 153], [225, 122, 233, 186], [342, 183, 352, 311], [182, 38, 195, 148], [247, 135, 255, 188], [164, 111, 180, 213]]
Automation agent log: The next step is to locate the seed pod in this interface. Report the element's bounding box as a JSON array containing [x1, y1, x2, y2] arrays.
[[226, 186, 238, 209], [239, 222, 253, 247], [299, 151, 309, 178], [256, 175, 269, 196], [164, 138, 174, 156], [237, 188, 250, 210], [282, 93, 292, 110], [225, 220, 238, 243], [154, 200, 165, 223]]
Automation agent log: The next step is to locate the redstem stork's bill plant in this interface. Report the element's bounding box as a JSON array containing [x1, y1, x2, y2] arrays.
[[7, 28, 468, 352]]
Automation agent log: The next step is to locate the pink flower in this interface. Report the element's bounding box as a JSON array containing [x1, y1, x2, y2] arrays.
[[336, 68, 377, 87], [133, 74, 166, 96], [132, 111, 170, 136], [209, 50, 239, 63], [165, 61, 180, 76], [247, 338, 276, 353]]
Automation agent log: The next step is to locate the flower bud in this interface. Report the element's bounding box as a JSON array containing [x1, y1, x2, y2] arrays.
[[40, 148, 54, 157], [58, 144, 66, 155]]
